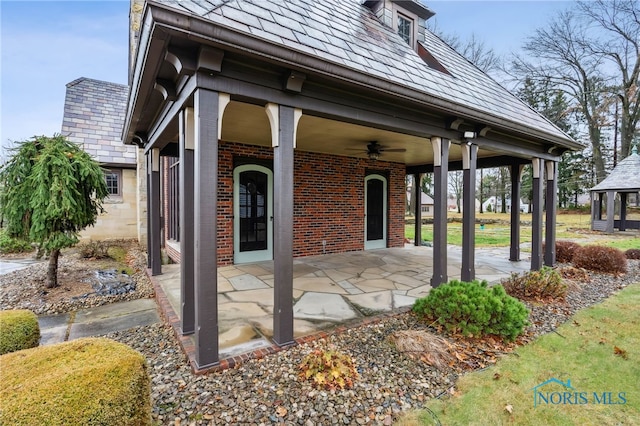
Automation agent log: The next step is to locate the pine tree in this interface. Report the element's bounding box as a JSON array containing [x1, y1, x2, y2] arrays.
[[0, 135, 108, 288]]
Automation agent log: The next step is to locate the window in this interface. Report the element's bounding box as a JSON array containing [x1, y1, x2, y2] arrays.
[[397, 13, 412, 46], [104, 169, 121, 197]]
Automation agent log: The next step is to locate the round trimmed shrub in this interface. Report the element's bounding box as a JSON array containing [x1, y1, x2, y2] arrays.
[[412, 280, 529, 342], [0, 309, 40, 355], [555, 240, 581, 263], [0, 337, 151, 425], [625, 249, 640, 260], [572, 245, 627, 274]]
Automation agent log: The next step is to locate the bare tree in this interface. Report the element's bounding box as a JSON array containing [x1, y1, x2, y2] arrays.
[[427, 21, 502, 75], [511, 0, 640, 182], [448, 171, 464, 213], [578, 0, 640, 159]]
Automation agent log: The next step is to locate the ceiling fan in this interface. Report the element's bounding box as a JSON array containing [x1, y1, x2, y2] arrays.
[[347, 141, 406, 160]]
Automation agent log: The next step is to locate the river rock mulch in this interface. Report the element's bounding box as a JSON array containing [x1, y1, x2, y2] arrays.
[[101, 260, 639, 426], [0, 245, 153, 315]]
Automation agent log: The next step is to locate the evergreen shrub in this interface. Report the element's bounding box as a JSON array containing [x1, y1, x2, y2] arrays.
[[0, 230, 32, 254], [0, 310, 40, 355], [0, 338, 151, 425], [412, 280, 529, 341]]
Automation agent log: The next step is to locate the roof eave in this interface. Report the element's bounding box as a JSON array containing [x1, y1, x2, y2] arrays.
[[125, 2, 581, 151]]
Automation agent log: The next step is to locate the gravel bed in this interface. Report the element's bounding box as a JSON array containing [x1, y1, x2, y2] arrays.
[[103, 260, 639, 426], [0, 246, 153, 315]]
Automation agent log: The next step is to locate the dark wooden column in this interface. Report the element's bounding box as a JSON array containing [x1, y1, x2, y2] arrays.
[[620, 193, 628, 231], [149, 148, 162, 276], [461, 143, 477, 282], [179, 108, 195, 335], [544, 161, 558, 266], [271, 104, 297, 346], [605, 190, 615, 233], [510, 164, 523, 261], [598, 193, 604, 219], [431, 137, 449, 287], [146, 154, 151, 268], [193, 88, 220, 368], [531, 158, 544, 271], [413, 173, 422, 246]]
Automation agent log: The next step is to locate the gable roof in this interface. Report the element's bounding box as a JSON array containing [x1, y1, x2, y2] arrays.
[[590, 149, 640, 192], [146, 0, 578, 149], [62, 77, 136, 166]]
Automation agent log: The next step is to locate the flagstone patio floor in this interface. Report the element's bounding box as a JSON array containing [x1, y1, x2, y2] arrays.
[[151, 244, 532, 366]]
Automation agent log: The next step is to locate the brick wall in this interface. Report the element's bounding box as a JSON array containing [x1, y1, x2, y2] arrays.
[[162, 141, 406, 266]]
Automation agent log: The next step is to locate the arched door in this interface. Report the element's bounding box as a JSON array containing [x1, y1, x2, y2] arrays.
[[364, 174, 387, 250], [234, 165, 273, 263]]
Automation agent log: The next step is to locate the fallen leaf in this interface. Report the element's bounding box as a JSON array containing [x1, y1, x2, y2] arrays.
[[275, 406, 288, 417], [493, 373, 501, 380], [504, 404, 513, 414], [614, 346, 628, 360], [573, 321, 580, 326], [599, 338, 607, 345]]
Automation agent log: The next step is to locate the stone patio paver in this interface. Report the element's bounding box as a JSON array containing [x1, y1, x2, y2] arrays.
[[294, 277, 347, 294], [293, 292, 358, 321], [228, 274, 270, 291]]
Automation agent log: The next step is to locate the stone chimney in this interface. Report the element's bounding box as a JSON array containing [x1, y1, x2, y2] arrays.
[[129, 0, 144, 85]]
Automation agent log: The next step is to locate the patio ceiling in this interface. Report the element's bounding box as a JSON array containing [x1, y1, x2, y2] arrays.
[[221, 100, 460, 166]]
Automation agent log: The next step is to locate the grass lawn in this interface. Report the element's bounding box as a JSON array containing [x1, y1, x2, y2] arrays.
[[405, 212, 640, 249], [397, 283, 640, 425]]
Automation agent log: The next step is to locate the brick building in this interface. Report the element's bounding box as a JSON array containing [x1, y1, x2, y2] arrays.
[[122, 0, 581, 367]]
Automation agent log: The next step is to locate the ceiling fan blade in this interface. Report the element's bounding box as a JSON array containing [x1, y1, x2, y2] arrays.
[[380, 148, 406, 152]]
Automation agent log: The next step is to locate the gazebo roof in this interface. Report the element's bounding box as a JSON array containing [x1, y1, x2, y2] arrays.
[[590, 146, 640, 192]]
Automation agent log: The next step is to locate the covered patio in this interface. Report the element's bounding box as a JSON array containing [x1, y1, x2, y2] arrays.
[[123, 0, 581, 369], [150, 245, 531, 371]]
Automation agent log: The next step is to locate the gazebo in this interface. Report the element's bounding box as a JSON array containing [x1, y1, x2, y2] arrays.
[[590, 144, 640, 233]]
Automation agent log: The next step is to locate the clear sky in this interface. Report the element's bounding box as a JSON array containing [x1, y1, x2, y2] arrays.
[[0, 0, 572, 148]]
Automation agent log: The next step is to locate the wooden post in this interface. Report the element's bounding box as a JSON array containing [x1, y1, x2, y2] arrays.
[[270, 104, 298, 346], [193, 88, 220, 368], [531, 158, 544, 271], [431, 137, 449, 287], [150, 148, 162, 276], [179, 108, 195, 335], [544, 161, 557, 266], [413, 173, 422, 246], [461, 143, 477, 282]]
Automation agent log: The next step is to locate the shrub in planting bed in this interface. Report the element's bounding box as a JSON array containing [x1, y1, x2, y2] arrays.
[[0, 337, 151, 426]]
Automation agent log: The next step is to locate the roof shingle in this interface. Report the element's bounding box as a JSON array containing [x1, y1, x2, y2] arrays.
[[61, 78, 136, 165], [591, 150, 640, 191], [150, 0, 571, 143]]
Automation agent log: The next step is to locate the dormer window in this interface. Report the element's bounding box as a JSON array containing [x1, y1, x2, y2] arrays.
[[397, 13, 413, 46], [363, 0, 434, 51]]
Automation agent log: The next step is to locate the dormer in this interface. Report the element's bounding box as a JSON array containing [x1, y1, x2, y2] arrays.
[[363, 0, 435, 51]]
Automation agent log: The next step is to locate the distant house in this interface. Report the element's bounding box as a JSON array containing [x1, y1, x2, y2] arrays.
[[406, 190, 434, 217], [482, 196, 529, 213], [61, 77, 145, 242]]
